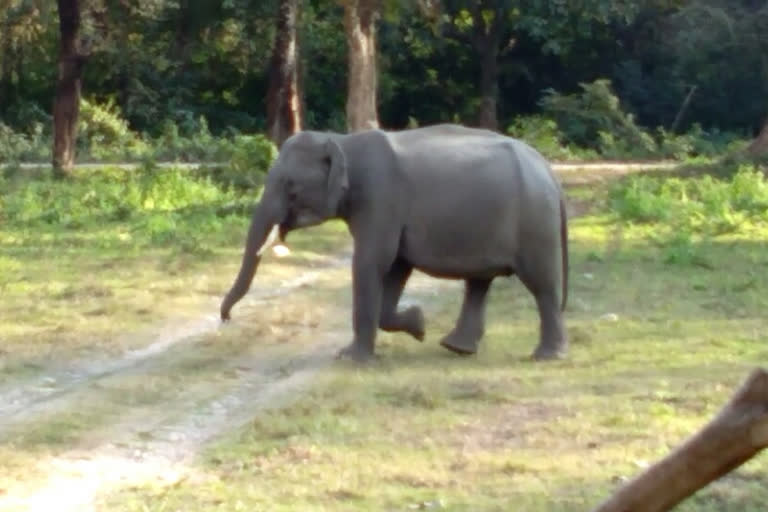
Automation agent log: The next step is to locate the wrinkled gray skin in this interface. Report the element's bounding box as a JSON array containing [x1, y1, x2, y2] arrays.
[[220, 124, 569, 362]]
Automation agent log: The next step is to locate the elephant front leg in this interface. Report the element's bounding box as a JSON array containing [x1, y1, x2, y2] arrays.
[[379, 259, 425, 341], [440, 278, 492, 355], [336, 251, 385, 362]]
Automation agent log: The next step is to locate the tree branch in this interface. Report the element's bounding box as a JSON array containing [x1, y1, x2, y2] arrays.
[[593, 368, 768, 512]]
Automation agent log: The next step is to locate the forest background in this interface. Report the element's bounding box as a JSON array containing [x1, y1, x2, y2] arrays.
[[2, 0, 768, 174]]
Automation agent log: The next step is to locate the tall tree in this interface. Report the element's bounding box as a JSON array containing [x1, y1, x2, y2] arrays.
[[343, 0, 380, 132], [470, 1, 505, 130], [267, 0, 303, 146], [438, 0, 514, 131], [438, 0, 646, 131], [52, 0, 87, 176]]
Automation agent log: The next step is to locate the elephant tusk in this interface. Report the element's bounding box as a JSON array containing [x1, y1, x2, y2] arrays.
[[257, 224, 280, 256], [272, 244, 291, 258]]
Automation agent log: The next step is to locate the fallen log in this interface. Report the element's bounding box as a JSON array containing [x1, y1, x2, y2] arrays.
[[593, 368, 768, 512]]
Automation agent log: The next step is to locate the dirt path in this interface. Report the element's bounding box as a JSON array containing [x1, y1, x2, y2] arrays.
[[0, 251, 351, 426], [0, 243, 462, 511], [0, 251, 354, 511]]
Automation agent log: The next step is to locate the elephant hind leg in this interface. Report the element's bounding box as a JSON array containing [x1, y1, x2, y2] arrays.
[[379, 259, 425, 341], [440, 278, 492, 355], [515, 251, 567, 360]]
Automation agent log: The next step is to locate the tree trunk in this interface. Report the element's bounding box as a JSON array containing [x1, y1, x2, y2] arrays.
[[174, 0, 192, 64], [747, 119, 768, 155], [52, 0, 85, 177], [344, 0, 380, 133], [471, 3, 504, 131], [593, 368, 768, 512], [266, 0, 303, 147], [0, 29, 13, 117], [477, 42, 500, 131]]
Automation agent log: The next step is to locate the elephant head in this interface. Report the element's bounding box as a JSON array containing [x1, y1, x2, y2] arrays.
[[220, 132, 349, 321]]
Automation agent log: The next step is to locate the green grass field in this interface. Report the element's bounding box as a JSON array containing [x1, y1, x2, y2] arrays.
[[107, 180, 768, 511], [2, 164, 768, 511]]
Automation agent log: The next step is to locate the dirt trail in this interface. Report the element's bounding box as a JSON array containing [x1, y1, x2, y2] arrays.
[[0, 340, 340, 512], [0, 244, 460, 511], [0, 251, 353, 511], [0, 250, 352, 425]]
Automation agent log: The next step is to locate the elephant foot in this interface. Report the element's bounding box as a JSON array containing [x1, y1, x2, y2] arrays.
[[404, 306, 426, 342], [531, 342, 568, 361], [439, 331, 478, 356], [381, 306, 425, 342], [335, 342, 376, 363]]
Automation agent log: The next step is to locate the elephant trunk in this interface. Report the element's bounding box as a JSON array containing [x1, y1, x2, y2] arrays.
[[220, 202, 280, 321]]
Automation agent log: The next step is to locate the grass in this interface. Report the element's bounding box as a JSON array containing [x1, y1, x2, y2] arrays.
[[99, 178, 768, 510], [0, 210, 350, 498], [3, 163, 768, 510], [0, 164, 348, 377]]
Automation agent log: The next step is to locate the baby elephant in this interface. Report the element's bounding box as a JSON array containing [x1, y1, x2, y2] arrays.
[[220, 124, 568, 362]]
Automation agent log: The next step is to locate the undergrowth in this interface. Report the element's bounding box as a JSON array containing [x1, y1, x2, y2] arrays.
[[536, 79, 747, 161], [0, 98, 278, 166], [0, 91, 750, 166], [608, 162, 768, 265], [0, 160, 275, 249]]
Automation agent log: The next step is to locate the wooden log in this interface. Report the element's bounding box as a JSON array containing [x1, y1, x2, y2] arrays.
[[593, 368, 768, 512]]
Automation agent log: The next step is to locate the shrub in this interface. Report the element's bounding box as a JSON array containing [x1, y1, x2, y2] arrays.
[[507, 115, 598, 161], [610, 165, 768, 243], [0, 123, 49, 163], [229, 135, 277, 176], [539, 79, 751, 160], [540, 79, 657, 158], [78, 98, 152, 161], [2, 164, 241, 229], [608, 167, 768, 266]]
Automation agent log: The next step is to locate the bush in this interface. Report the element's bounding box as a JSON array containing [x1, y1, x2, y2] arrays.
[[229, 134, 277, 174], [608, 165, 768, 265], [0, 122, 49, 163], [2, 164, 241, 229], [540, 79, 656, 157], [78, 98, 153, 161], [507, 115, 598, 161], [610, 165, 768, 237], [540, 79, 750, 160]]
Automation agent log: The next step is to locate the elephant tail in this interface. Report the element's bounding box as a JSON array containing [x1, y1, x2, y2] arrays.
[[559, 196, 569, 312]]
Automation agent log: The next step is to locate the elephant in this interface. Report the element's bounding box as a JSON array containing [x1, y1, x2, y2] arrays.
[[220, 123, 569, 362]]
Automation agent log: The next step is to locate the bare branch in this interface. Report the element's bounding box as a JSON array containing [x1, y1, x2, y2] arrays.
[[593, 368, 768, 512]]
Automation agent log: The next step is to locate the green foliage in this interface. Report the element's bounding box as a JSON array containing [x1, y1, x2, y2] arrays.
[[540, 79, 747, 160], [506, 115, 598, 161], [224, 134, 279, 189], [610, 165, 768, 264], [1, 164, 250, 237], [664, 1, 768, 132], [0, 123, 48, 163], [612, 166, 768, 229], [655, 125, 747, 160], [78, 98, 152, 161], [0, 0, 761, 164], [541, 79, 657, 158]]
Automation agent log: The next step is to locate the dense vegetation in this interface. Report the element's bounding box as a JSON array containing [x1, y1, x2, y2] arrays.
[[1, 0, 766, 165]]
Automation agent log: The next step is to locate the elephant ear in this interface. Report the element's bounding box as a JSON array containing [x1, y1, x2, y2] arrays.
[[325, 138, 349, 216]]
